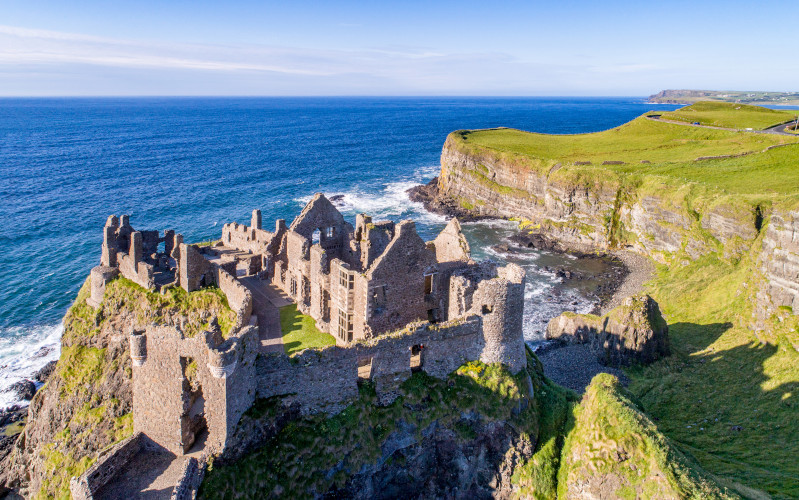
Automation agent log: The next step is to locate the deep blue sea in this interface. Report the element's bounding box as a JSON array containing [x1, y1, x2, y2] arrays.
[[0, 96, 681, 408]]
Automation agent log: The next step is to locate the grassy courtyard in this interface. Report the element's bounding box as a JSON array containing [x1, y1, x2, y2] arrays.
[[279, 303, 335, 355]]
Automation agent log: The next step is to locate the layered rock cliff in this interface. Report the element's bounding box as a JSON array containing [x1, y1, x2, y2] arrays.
[[432, 132, 799, 347], [437, 134, 760, 262]]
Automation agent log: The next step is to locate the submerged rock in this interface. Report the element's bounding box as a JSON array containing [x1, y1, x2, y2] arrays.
[[7, 380, 36, 401], [545, 294, 670, 366]]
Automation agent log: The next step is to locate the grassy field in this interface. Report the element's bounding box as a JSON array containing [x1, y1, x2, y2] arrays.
[[659, 101, 797, 130], [279, 304, 335, 355], [456, 113, 796, 168], [454, 112, 799, 200]]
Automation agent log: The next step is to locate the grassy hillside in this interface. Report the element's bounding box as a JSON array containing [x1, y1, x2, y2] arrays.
[[455, 115, 796, 168], [659, 101, 797, 130], [559, 373, 738, 499], [631, 248, 799, 498]]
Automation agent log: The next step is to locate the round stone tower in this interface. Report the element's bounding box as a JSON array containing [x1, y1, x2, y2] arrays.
[[474, 263, 526, 373]]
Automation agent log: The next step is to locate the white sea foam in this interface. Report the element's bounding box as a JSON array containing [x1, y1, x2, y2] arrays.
[[0, 323, 62, 410], [295, 166, 446, 226]]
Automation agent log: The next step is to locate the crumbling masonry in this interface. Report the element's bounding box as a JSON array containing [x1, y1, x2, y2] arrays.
[[75, 195, 527, 498]]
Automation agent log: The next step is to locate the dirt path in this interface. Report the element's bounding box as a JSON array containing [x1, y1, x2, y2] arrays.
[[240, 276, 290, 354]]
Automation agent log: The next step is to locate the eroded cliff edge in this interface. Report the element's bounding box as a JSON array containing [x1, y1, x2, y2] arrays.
[[426, 129, 799, 347]]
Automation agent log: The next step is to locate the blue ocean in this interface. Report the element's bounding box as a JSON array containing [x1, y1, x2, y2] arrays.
[[0, 97, 680, 408]]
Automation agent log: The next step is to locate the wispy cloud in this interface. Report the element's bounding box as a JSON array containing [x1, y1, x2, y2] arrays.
[[0, 25, 667, 95]]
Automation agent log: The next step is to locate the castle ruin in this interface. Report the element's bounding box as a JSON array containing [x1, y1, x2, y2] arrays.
[[73, 194, 527, 499]]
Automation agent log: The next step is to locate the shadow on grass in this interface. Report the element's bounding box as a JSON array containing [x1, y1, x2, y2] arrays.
[[629, 321, 799, 498]]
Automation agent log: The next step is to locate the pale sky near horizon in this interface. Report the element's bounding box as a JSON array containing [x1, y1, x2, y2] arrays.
[[0, 0, 797, 96]]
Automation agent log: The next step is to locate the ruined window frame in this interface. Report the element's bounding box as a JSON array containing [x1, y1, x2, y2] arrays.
[[371, 284, 387, 315], [424, 272, 437, 295]]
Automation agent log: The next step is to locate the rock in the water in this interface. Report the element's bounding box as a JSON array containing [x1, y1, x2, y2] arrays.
[[33, 361, 57, 384], [8, 380, 37, 401], [545, 294, 669, 366]]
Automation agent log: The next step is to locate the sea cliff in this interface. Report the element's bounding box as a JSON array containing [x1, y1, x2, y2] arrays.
[[426, 126, 799, 347], [409, 113, 799, 496]]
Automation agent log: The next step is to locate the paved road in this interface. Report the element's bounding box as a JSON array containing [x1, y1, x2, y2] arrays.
[[762, 121, 798, 136], [240, 276, 290, 354], [647, 114, 798, 136]]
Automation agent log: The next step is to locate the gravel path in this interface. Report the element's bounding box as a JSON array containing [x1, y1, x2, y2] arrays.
[[537, 250, 654, 393], [601, 251, 654, 315]]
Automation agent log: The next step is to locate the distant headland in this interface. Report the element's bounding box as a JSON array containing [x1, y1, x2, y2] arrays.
[[649, 89, 799, 106]]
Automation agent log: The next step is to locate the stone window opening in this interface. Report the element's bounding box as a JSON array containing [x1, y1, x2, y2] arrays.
[[482, 304, 493, 314], [312, 228, 321, 244], [371, 284, 387, 314], [339, 269, 354, 290], [338, 308, 353, 342], [427, 308, 440, 324], [326, 227, 334, 239], [322, 291, 331, 321], [410, 344, 424, 372], [424, 273, 436, 295], [357, 356, 373, 380], [290, 277, 298, 297], [302, 277, 311, 306]]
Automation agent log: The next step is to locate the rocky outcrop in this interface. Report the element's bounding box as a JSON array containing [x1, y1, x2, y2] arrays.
[[331, 418, 533, 499], [559, 373, 738, 499], [545, 294, 670, 366], [7, 380, 36, 401], [754, 210, 799, 345], [0, 276, 238, 498]]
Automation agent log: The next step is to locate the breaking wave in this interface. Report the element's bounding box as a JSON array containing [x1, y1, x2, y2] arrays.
[[0, 323, 62, 410], [295, 166, 446, 235]]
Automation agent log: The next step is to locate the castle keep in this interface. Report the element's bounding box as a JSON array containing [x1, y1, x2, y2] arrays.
[[74, 195, 526, 499]]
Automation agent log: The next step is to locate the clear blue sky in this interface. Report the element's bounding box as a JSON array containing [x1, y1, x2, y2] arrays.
[[1, 0, 796, 96]]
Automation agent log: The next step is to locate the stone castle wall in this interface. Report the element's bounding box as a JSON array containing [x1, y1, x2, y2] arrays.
[[255, 317, 485, 414], [69, 433, 145, 500], [221, 221, 275, 255], [214, 265, 253, 331]]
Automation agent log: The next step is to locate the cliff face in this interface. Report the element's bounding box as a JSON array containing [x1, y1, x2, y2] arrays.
[[437, 134, 798, 346], [1, 280, 134, 498], [438, 137, 616, 253], [438, 135, 759, 263]]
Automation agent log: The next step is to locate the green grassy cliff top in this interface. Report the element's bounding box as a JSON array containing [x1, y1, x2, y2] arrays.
[[659, 101, 797, 130], [449, 110, 799, 200]]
